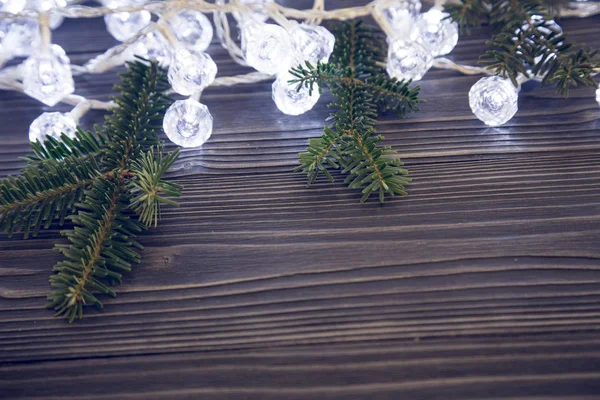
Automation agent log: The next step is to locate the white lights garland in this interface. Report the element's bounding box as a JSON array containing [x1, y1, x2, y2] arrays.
[[0, 0, 599, 147]]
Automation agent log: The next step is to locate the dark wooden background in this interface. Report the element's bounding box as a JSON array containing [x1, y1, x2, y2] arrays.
[[1, 1, 600, 398]]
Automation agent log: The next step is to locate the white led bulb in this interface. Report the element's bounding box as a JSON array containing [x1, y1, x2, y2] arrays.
[[414, 8, 459, 57], [23, 44, 74, 107], [386, 38, 433, 81], [29, 112, 77, 143], [272, 71, 320, 115], [163, 99, 213, 148], [469, 76, 519, 126], [168, 47, 217, 96], [242, 20, 294, 75], [290, 22, 335, 65]]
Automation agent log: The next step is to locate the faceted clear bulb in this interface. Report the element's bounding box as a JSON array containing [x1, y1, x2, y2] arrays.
[[29, 112, 77, 143], [168, 10, 214, 53], [163, 99, 213, 148], [27, 0, 66, 29], [242, 21, 294, 75], [469, 76, 519, 127], [290, 22, 335, 65], [414, 8, 458, 56], [0, 18, 39, 57], [0, 0, 26, 14], [1, 0, 37, 57], [386, 38, 433, 81], [104, 0, 151, 43], [233, 0, 273, 23], [132, 30, 172, 66], [272, 71, 320, 116], [168, 47, 217, 96], [383, 0, 421, 35], [23, 44, 74, 107]]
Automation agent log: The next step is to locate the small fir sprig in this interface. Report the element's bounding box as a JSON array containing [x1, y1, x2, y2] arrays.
[[445, 0, 600, 95], [292, 21, 422, 203], [0, 59, 181, 322]]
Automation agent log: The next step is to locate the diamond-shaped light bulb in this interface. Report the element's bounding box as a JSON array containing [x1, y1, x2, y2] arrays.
[[132, 30, 172, 67], [163, 99, 213, 148], [233, 0, 274, 23], [168, 47, 217, 96], [386, 38, 433, 81], [0, 0, 26, 14], [414, 8, 458, 56], [290, 22, 335, 65], [469, 76, 519, 127], [272, 70, 320, 115], [104, 0, 151, 42], [0, 18, 39, 57], [29, 112, 77, 143], [23, 44, 74, 107], [168, 10, 214, 53], [242, 21, 293, 75], [383, 0, 421, 36]]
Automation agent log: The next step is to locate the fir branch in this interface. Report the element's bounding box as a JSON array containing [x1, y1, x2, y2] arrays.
[[25, 127, 107, 165], [365, 76, 421, 117], [290, 63, 421, 117], [480, 30, 533, 86], [46, 59, 179, 321], [489, 0, 546, 33], [342, 131, 410, 203], [445, 0, 562, 33], [1, 59, 181, 321], [296, 128, 343, 184], [444, 0, 491, 34], [48, 176, 143, 322], [103, 58, 172, 169], [129, 148, 182, 227], [447, 0, 600, 96], [0, 157, 103, 238], [543, 48, 600, 96], [330, 20, 386, 77], [294, 21, 420, 202]]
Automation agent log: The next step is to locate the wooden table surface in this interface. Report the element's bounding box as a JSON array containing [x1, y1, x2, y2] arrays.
[[1, 2, 600, 398]]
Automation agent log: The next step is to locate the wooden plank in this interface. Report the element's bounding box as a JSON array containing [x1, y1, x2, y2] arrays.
[[0, 3, 599, 399]]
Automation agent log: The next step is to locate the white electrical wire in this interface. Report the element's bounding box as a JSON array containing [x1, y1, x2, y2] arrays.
[[0, 0, 597, 117]]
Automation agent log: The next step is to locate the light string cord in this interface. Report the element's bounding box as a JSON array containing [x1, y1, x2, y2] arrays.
[[0, 0, 597, 116], [3, 0, 592, 20]]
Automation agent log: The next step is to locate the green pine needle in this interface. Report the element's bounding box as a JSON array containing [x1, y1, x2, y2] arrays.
[[293, 21, 421, 203], [0, 157, 103, 238], [129, 147, 182, 228], [446, 0, 600, 96], [0, 59, 182, 321]]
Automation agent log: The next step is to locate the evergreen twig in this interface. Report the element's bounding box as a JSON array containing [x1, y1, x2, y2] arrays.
[[0, 59, 181, 321], [292, 21, 420, 203], [25, 128, 107, 165], [446, 0, 600, 96], [0, 157, 103, 238]]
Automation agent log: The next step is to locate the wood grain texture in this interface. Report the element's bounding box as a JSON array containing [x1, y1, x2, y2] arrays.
[[1, 1, 600, 398]]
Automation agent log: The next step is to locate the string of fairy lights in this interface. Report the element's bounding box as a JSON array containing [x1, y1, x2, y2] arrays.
[[0, 0, 599, 148]]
